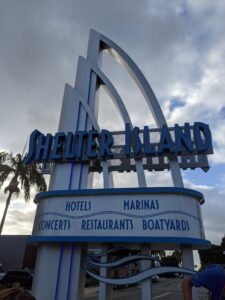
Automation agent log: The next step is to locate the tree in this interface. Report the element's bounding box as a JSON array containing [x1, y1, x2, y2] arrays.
[[161, 253, 180, 267], [198, 235, 225, 268], [0, 152, 47, 234], [172, 250, 182, 266], [151, 250, 166, 260]]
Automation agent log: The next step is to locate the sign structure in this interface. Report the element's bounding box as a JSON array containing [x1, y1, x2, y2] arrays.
[[25, 122, 212, 165], [32, 187, 206, 245], [26, 30, 213, 300]]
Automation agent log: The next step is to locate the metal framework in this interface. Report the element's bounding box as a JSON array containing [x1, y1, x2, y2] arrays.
[[30, 30, 207, 300]]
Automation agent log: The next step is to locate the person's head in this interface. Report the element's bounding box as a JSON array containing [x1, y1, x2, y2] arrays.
[[0, 288, 36, 300]]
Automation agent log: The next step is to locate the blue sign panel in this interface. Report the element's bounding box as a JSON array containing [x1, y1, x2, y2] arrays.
[[24, 122, 213, 165]]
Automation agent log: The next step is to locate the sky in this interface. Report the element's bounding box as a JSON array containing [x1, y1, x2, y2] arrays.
[[0, 0, 224, 254]]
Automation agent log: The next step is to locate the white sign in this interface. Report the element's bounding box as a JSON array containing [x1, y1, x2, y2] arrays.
[[31, 187, 206, 245]]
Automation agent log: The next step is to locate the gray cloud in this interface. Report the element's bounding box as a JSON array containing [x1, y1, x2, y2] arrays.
[[183, 180, 225, 245], [0, 0, 224, 248]]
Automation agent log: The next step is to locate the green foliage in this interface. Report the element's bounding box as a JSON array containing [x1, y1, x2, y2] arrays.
[[151, 250, 166, 260], [161, 251, 181, 267], [199, 236, 225, 268], [0, 151, 47, 233], [0, 152, 46, 200], [172, 250, 182, 265], [160, 250, 182, 268]]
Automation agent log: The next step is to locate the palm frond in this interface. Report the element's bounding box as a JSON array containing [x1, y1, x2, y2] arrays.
[[4, 186, 9, 194], [0, 152, 47, 233], [4, 185, 20, 196], [0, 165, 15, 187], [21, 175, 31, 201], [27, 163, 47, 192], [1, 152, 46, 202], [0, 152, 8, 164], [0, 164, 14, 173]]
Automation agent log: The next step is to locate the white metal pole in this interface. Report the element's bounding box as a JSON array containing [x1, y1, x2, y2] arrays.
[[140, 245, 152, 300]]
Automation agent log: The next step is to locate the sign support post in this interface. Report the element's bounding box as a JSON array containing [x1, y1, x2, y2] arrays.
[[141, 245, 152, 300], [98, 245, 113, 300]]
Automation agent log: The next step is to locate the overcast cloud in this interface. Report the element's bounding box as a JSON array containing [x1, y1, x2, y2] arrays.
[[0, 0, 224, 249]]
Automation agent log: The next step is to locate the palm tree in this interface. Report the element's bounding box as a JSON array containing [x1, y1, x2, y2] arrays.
[[0, 151, 47, 234]]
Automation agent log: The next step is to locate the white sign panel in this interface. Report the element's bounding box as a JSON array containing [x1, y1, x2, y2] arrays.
[[31, 187, 207, 246]]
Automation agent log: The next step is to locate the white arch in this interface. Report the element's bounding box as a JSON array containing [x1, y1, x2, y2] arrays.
[[78, 56, 146, 187], [87, 29, 183, 187]]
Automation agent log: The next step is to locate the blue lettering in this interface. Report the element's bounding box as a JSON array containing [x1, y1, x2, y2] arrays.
[[155, 219, 160, 230], [144, 126, 156, 155], [165, 219, 170, 230], [124, 200, 129, 210], [65, 202, 71, 211], [59, 220, 63, 230], [160, 219, 165, 229], [187, 221, 190, 231], [123, 199, 159, 210], [170, 220, 176, 230], [175, 123, 193, 155], [142, 218, 189, 231], [38, 219, 70, 231], [81, 219, 133, 231], [130, 201, 135, 210], [24, 123, 213, 165], [75, 131, 88, 159], [65, 201, 91, 211], [125, 123, 131, 157], [23, 130, 42, 164], [176, 220, 181, 231], [132, 127, 142, 155], [142, 220, 148, 230], [136, 200, 140, 209], [120, 220, 125, 230], [35, 133, 53, 162], [87, 130, 99, 159], [99, 130, 114, 158], [108, 220, 113, 230], [158, 125, 175, 155], [150, 201, 156, 209], [194, 122, 212, 154], [114, 220, 119, 230], [130, 219, 133, 230], [64, 132, 76, 160], [67, 220, 70, 230], [50, 132, 65, 161], [97, 220, 102, 230]]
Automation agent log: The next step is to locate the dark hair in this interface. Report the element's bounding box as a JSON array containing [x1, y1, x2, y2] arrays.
[[0, 288, 36, 300]]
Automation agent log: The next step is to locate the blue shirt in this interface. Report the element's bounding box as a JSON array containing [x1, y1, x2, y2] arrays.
[[192, 264, 225, 300]]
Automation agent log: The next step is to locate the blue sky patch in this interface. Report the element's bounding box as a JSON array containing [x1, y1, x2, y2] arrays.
[[169, 98, 185, 112], [220, 107, 225, 119], [183, 163, 225, 187]]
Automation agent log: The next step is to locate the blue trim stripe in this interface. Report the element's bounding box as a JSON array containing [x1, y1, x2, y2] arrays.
[[85, 71, 92, 128], [36, 210, 200, 222], [68, 161, 75, 190], [68, 102, 82, 190], [78, 164, 83, 189], [66, 102, 82, 297], [54, 244, 64, 300], [34, 187, 204, 204], [28, 236, 211, 247], [66, 244, 75, 300], [87, 266, 196, 285], [79, 72, 92, 189]]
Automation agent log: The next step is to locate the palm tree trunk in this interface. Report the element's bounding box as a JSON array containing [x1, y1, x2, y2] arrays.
[[0, 192, 12, 234]]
